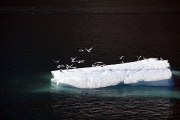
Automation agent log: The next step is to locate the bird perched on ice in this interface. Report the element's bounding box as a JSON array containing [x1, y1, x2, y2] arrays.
[[92, 64, 96, 67], [53, 60, 60, 63], [85, 47, 93, 52], [160, 57, 163, 60], [71, 57, 77, 62], [119, 56, 124, 63]]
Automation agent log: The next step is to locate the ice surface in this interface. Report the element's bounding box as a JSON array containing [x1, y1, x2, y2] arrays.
[[51, 58, 174, 88]]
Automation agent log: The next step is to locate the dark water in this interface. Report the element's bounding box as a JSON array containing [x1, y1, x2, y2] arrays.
[[1, 1, 180, 119]]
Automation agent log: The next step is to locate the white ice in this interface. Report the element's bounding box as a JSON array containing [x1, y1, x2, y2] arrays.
[[51, 58, 174, 88]]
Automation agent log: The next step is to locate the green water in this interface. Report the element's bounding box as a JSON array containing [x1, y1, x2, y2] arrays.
[[27, 71, 180, 99]]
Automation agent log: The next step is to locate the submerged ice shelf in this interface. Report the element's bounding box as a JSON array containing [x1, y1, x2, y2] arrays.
[[51, 58, 174, 88]]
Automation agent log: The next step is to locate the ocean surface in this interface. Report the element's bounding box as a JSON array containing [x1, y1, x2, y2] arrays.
[[1, 0, 180, 119]]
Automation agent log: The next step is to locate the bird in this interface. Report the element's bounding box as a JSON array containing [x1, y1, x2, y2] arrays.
[[85, 47, 93, 52], [66, 64, 73, 68], [160, 57, 163, 60], [118, 56, 124, 63], [78, 49, 84, 52], [137, 56, 141, 61], [53, 60, 60, 63], [57, 64, 65, 68], [95, 61, 103, 64], [66, 64, 73, 70], [77, 60, 85, 63], [71, 67, 77, 69], [96, 64, 100, 66], [67, 64, 76, 69], [70, 64, 74, 68], [71, 57, 77, 62], [92, 64, 96, 67], [119, 56, 124, 59], [143, 56, 146, 60]]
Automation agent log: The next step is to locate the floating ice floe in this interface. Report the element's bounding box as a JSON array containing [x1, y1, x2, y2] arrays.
[[51, 58, 174, 88]]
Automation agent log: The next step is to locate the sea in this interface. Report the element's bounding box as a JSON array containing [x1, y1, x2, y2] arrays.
[[1, 0, 180, 119]]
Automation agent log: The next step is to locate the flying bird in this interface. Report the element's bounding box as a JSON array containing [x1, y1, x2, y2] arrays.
[[66, 64, 73, 70], [78, 60, 85, 63], [57, 64, 65, 68], [53, 60, 60, 63], [95, 61, 103, 64], [66, 64, 73, 68], [71, 57, 77, 62], [85, 47, 93, 52], [137, 56, 141, 61], [78, 49, 84, 52], [119, 56, 124, 59]]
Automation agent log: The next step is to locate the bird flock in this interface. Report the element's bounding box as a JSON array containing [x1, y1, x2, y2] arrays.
[[53, 47, 164, 72], [53, 47, 94, 71]]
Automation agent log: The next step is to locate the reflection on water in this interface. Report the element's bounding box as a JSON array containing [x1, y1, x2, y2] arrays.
[[172, 70, 180, 76], [1, 72, 180, 119]]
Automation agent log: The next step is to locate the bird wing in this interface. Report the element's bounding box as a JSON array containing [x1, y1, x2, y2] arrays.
[[89, 47, 93, 50], [85, 48, 88, 51]]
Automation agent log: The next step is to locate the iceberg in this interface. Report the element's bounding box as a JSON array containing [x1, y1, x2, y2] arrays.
[[51, 58, 174, 88]]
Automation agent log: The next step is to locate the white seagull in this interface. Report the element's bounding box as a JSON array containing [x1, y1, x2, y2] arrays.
[[57, 64, 65, 68], [119, 56, 124, 59], [85, 47, 93, 52], [143, 56, 146, 60], [71, 67, 77, 69], [66, 64, 73, 68], [92, 64, 96, 67], [78, 49, 84, 52], [71, 57, 77, 62], [53, 60, 60, 63], [137, 56, 141, 61], [95, 61, 103, 64], [78, 60, 85, 63], [66, 64, 74, 70]]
